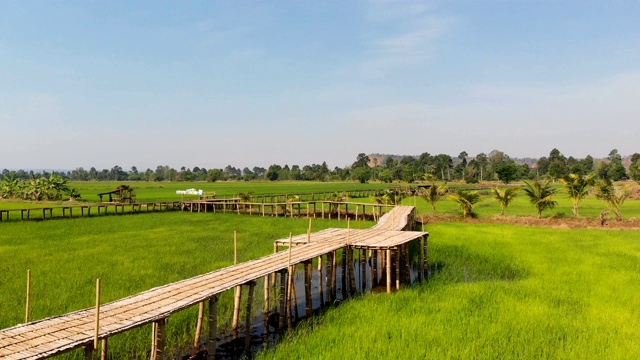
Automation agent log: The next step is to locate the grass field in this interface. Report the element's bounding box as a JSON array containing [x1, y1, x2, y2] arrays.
[[0, 212, 362, 358], [257, 222, 640, 359], [69, 181, 394, 203]]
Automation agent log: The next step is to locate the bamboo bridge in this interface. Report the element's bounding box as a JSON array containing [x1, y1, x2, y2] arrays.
[[0, 206, 428, 360]]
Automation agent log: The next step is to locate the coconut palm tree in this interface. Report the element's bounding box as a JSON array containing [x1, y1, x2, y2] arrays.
[[594, 179, 631, 221], [559, 173, 595, 217], [448, 189, 481, 218], [522, 180, 557, 219], [491, 187, 519, 216], [419, 181, 448, 213]]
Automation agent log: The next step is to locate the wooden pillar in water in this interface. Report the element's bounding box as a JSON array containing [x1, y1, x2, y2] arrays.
[[207, 296, 218, 360], [348, 248, 357, 296], [363, 249, 369, 292], [317, 256, 324, 307], [424, 234, 430, 278], [263, 275, 270, 316], [278, 271, 287, 330], [404, 244, 412, 284], [245, 281, 256, 356], [341, 248, 347, 299], [304, 260, 313, 317], [286, 265, 295, 328], [325, 252, 333, 304], [419, 237, 424, 282], [386, 249, 392, 294], [396, 248, 401, 290]]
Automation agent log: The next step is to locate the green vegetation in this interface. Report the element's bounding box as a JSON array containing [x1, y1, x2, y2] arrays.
[[594, 179, 632, 221], [448, 189, 481, 218], [257, 223, 640, 359], [490, 187, 519, 216], [522, 180, 558, 219], [559, 173, 595, 217], [419, 181, 448, 213], [0, 212, 360, 358]]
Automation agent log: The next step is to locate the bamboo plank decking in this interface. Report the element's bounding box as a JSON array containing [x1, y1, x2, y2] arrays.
[[0, 206, 427, 360]]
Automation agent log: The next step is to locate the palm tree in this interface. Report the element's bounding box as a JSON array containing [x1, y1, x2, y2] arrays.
[[522, 180, 557, 219], [559, 173, 595, 217], [371, 189, 405, 206], [419, 181, 448, 213], [491, 187, 519, 216], [594, 179, 631, 221], [448, 189, 481, 218]]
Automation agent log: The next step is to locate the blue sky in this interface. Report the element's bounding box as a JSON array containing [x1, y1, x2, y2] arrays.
[[1, 0, 639, 170]]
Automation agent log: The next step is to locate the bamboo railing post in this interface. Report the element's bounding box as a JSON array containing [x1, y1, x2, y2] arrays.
[[245, 281, 256, 355], [194, 301, 205, 348], [232, 231, 242, 331], [286, 233, 294, 328], [25, 270, 31, 323], [207, 295, 218, 360]]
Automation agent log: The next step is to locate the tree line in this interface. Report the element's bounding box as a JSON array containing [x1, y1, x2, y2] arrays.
[[2, 148, 640, 184]]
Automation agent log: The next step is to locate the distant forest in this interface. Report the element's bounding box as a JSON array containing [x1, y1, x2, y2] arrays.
[[2, 148, 640, 184]]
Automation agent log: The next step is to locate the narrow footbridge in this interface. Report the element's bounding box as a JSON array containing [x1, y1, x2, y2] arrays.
[[0, 206, 428, 360]]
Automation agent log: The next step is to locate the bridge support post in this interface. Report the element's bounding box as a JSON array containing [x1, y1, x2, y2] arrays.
[[386, 249, 392, 294], [151, 318, 166, 360], [245, 281, 256, 356], [304, 260, 313, 317], [278, 270, 287, 330], [207, 295, 218, 360]]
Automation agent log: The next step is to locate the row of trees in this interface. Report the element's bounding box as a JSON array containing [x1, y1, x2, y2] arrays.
[[2, 149, 639, 184], [419, 174, 631, 221]]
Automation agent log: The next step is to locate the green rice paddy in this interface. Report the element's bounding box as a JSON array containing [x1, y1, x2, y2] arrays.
[[258, 222, 640, 359]]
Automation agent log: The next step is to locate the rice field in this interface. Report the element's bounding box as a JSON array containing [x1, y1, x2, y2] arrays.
[[0, 212, 362, 358], [257, 222, 640, 359]]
